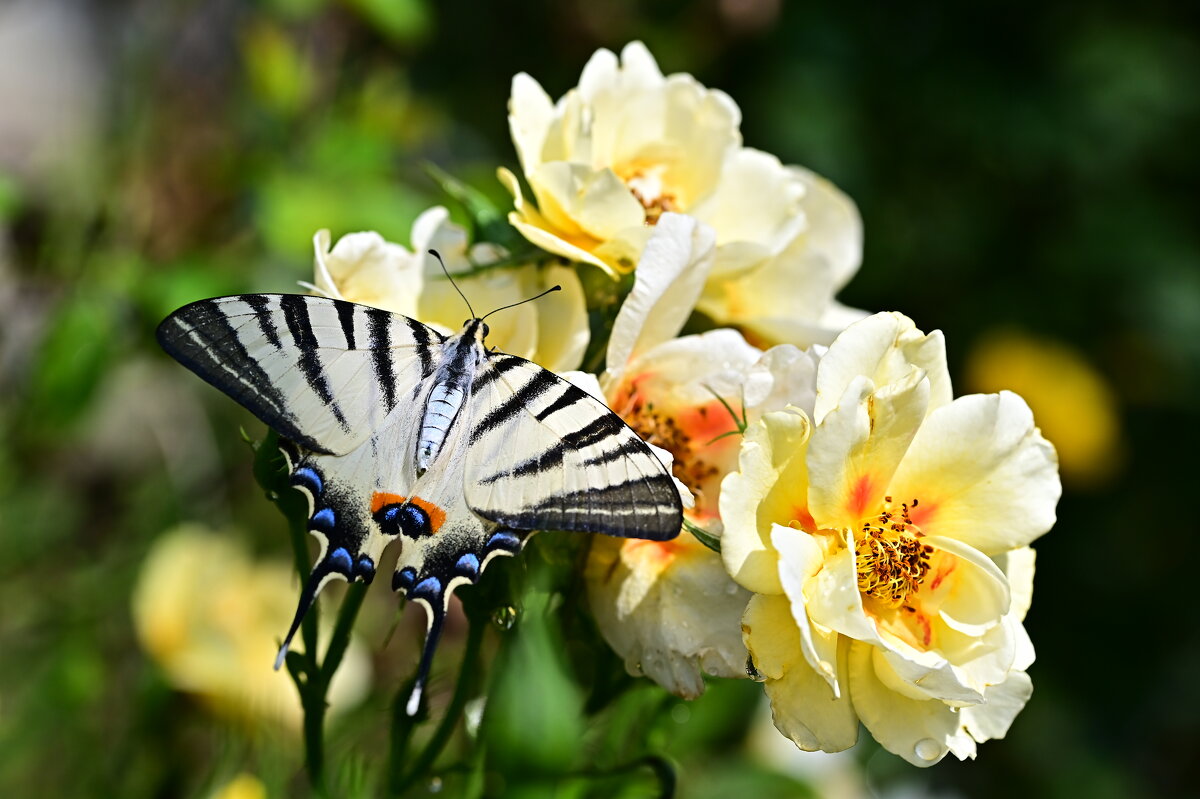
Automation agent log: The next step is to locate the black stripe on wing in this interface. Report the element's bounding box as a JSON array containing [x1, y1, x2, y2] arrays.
[[484, 477, 682, 540], [156, 298, 327, 452], [279, 295, 351, 432]]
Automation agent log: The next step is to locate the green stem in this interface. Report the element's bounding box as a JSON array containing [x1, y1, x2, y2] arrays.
[[320, 583, 367, 684], [391, 615, 487, 794]]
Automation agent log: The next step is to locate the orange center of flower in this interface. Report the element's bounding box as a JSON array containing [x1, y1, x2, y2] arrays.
[[618, 163, 679, 225], [854, 497, 932, 608]]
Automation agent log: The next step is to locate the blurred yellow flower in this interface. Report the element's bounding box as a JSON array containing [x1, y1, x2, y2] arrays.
[[210, 773, 267, 799], [965, 330, 1120, 486], [312, 206, 589, 372], [502, 42, 861, 347], [721, 313, 1060, 766], [133, 525, 371, 730]]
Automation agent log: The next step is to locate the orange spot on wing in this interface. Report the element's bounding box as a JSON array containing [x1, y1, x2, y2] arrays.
[[409, 497, 447, 533], [370, 492, 447, 534], [371, 492, 407, 514], [848, 474, 874, 517]]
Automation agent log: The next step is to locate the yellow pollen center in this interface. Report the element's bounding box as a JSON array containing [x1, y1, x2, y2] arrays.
[[624, 403, 716, 510], [854, 497, 932, 607], [619, 164, 678, 225]]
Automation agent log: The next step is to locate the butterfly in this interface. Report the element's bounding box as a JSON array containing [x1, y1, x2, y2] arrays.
[[156, 268, 683, 714]]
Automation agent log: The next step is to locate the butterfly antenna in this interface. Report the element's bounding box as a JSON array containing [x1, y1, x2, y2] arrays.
[[273, 568, 329, 671], [428, 249, 476, 319], [406, 604, 447, 716], [480, 285, 562, 321]]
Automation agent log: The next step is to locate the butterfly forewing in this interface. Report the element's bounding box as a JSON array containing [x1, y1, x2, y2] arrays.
[[156, 294, 442, 455], [464, 354, 683, 540]]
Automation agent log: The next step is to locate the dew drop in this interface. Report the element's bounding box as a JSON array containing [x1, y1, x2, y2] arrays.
[[725, 583, 740, 595], [914, 738, 942, 762], [428, 776, 443, 793], [746, 656, 765, 683], [492, 606, 517, 630]]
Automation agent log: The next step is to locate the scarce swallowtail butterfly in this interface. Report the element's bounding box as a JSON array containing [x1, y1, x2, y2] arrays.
[[156, 258, 683, 715]]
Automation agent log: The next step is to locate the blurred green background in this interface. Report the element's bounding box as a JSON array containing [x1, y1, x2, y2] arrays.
[[1, 0, 1196, 797]]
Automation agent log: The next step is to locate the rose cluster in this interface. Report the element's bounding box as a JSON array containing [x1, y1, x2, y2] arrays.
[[255, 42, 1061, 766]]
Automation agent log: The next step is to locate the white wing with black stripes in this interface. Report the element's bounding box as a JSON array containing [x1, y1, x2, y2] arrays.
[[156, 292, 683, 717], [157, 294, 442, 455], [465, 353, 682, 540]]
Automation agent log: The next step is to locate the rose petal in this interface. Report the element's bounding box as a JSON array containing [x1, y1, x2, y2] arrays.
[[720, 408, 812, 595], [887, 392, 1061, 555], [744, 594, 859, 753], [772, 524, 842, 694], [813, 312, 951, 424], [847, 641, 977, 767], [807, 373, 929, 530], [605, 213, 716, 376]]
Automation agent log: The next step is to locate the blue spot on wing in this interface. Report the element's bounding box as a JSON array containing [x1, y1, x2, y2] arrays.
[[329, 547, 353, 573], [412, 576, 442, 602], [455, 553, 480, 579], [393, 566, 417, 592], [311, 507, 336, 530], [292, 466, 324, 495], [486, 530, 521, 552]]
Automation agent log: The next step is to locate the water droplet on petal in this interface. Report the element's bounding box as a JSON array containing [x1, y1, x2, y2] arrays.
[[914, 738, 942, 762], [746, 656, 765, 682]]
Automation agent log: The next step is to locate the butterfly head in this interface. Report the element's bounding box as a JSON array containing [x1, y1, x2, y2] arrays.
[[462, 319, 490, 342]]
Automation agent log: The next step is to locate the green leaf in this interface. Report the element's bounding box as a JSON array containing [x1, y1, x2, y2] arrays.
[[682, 519, 721, 553], [482, 565, 585, 775]]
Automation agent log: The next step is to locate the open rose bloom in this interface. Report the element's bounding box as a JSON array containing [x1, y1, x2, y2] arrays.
[[503, 41, 864, 348], [721, 313, 1060, 765]]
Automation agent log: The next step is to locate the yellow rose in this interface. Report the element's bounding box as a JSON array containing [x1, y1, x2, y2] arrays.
[[721, 313, 1060, 765], [502, 42, 862, 348]]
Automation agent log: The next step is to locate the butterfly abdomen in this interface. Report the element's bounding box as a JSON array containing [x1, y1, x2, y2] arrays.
[[415, 332, 481, 475]]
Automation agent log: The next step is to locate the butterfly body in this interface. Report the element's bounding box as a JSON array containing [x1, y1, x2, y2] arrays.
[[156, 293, 682, 712]]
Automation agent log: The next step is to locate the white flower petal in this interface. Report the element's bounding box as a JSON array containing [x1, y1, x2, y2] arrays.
[[720, 408, 812, 595], [742, 344, 820, 421], [807, 373, 929, 530], [887, 392, 1061, 554], [744, 594, 859, 752], [605, 213, 715, 376], [531, 263, 589, 371], [993, 546, 1037, 622], [814, 312, 951, 424], [847, 641, 977, 767], [960, 669, 1033, 744], [772, 525, 842, 694], [587, 533, 748, 699], [920, 536, 1011, 636], [509, 72, 555, 173]]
